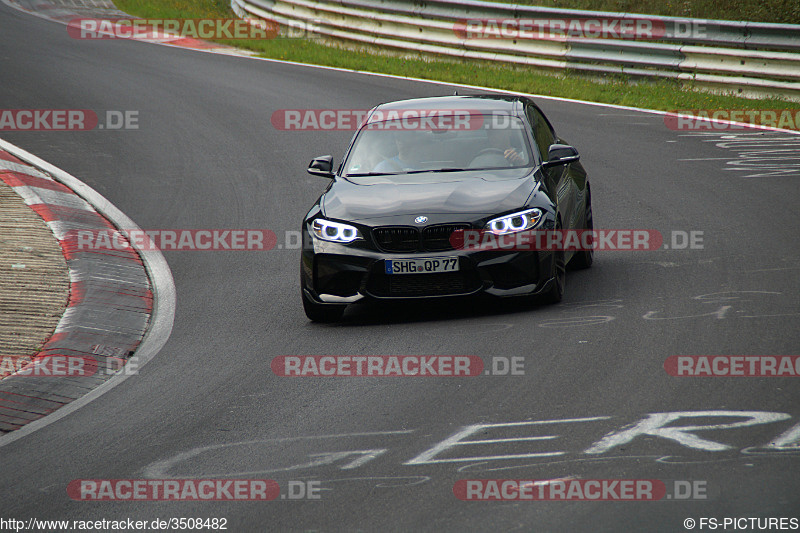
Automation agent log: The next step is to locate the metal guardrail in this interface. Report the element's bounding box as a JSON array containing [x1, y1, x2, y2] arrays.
[[230, 0, 800, 100]]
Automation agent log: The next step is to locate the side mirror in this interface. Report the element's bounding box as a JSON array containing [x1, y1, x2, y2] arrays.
[[307, 155, 334, 178], [542, 144, 580, 168]]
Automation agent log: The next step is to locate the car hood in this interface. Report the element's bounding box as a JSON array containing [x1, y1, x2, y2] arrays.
[[322, 169, 537, 223]]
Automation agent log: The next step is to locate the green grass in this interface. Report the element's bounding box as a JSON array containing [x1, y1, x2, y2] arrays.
[[114, 0, 231, 19], [482, 0, 800, 25], [114, 0, 800, 117]]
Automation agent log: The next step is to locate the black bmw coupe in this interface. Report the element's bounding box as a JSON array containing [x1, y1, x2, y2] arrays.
[[300, 94, 592, 321]]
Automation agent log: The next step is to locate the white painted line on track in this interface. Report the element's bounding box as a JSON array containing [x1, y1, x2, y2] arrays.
[[142, 430, 416, 478], [405, 417, 611, 465]]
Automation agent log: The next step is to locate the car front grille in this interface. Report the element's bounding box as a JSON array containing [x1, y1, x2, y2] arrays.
[[422, 224, 470, 251], [388, 273, 467, 296], [373, 224, 470, 253], [373, 226, 419, 252]]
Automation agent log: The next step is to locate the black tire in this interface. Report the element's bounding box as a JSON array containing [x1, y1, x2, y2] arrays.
[[302, 289, 346, 322], [570, 196, 594, 270], [537, 219, 565, 305], [538, 246, 565, 305]]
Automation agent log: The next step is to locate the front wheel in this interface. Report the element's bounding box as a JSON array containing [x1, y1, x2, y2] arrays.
[[537, 220, 565, 305], [302, 289, 345, 322], [538, 247, 565, 305], [570, 197, 593, 270]]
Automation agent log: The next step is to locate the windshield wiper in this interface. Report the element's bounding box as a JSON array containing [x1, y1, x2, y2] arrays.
[[346, 168, 467, 176], [403, 168, 469, 174], [345, 171, 401, 177]]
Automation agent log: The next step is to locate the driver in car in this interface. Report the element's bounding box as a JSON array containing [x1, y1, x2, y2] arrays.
[[373, 132, 424, 172], [487, 126, 526, 165], [467, 123, 528, 168]]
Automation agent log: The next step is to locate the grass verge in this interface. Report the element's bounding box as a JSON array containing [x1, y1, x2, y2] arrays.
[[114, 0, 800, 116]]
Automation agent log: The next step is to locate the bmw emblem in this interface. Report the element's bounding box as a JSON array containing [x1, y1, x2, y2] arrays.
[[414, 216, 428, 224]]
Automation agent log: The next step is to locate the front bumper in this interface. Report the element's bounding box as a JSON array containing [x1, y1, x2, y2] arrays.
[[301, 236, 556, 305]]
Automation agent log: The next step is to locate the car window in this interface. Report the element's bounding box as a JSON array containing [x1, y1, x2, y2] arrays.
[[343, 115, 534, 176], [526, 105, 556, 161]]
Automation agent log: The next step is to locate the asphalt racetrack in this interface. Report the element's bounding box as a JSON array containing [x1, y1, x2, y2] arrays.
[[1, 2, 799, 530]]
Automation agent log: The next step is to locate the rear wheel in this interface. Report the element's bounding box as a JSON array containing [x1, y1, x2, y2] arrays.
[[302, 288, 345, 322], [570, 195, 593, 270]]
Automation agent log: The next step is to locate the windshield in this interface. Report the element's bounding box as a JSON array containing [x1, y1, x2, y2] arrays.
[[343, 115, 534, 176]]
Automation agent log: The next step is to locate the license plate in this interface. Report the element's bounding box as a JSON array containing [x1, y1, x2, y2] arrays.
[[385, 257, 459, 275]]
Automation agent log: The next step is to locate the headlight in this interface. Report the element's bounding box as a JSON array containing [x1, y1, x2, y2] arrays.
[[311, 219, 362, 243], [485, 208, 543, 235]]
